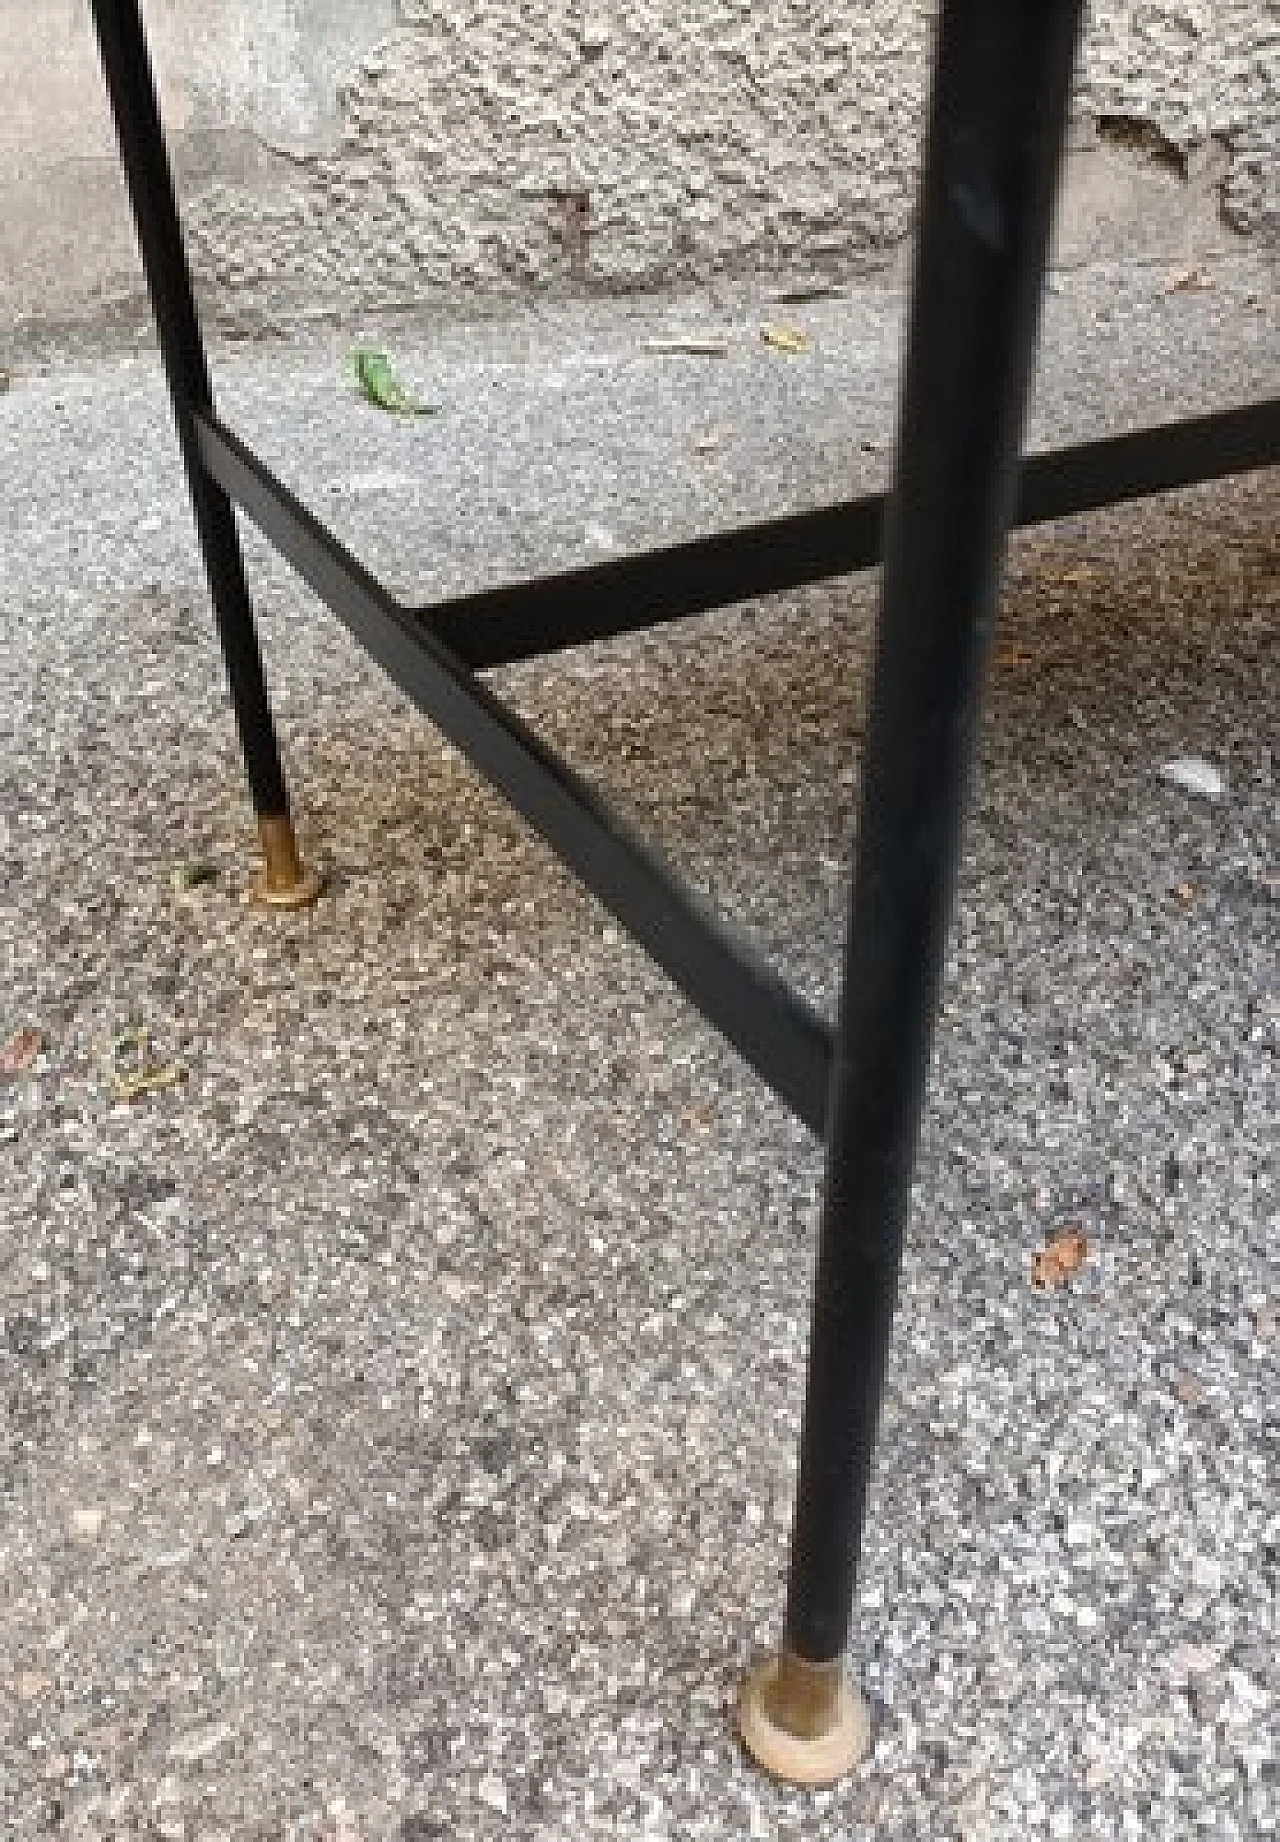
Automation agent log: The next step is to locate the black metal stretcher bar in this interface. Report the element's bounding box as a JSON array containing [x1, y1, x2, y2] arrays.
[[195, 411, 836, 1134], [190, 390, 1277, 1132], [203, 399, 1280, 673]]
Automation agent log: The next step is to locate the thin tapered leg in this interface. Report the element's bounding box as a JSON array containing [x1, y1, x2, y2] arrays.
[[89, 0, 320, 907], [739, 0, 1087, 1786]]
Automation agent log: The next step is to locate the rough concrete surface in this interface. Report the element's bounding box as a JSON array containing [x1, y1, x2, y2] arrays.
[[2, 0, 1278, 343], [1, 252, 1277, 1839]]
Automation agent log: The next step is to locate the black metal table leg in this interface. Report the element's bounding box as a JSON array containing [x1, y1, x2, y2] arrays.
[[88, 0, 320, 907], [739, 0, 1087, 1785]]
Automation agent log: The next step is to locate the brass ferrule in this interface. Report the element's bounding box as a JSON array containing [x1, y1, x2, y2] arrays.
[[250, 815, 323, 909]]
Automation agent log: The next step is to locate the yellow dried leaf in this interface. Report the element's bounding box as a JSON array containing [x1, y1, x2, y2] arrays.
[[113, 1063, 187, 1105], [107, 1027, 187, 1104], [761, 323, 811, 355]]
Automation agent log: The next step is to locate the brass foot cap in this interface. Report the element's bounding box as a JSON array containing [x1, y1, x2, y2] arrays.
[[249, 815, 325, 910], [249, 864, 325, 910], [737, 1655, 871, 1787]]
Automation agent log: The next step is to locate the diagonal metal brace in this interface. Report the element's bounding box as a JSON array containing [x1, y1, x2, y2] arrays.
[[194, 411, 835, 1135]]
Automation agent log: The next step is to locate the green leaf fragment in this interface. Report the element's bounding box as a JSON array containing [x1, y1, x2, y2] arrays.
[[351, 348, 440, 417], [172, 859, 217, 892]]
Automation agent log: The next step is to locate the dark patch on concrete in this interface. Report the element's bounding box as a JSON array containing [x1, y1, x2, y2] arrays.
[[1096, 113, 1189, 179]]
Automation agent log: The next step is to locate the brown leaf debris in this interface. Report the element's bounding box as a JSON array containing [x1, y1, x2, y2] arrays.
[[1032, 1223, 1089, 1289]]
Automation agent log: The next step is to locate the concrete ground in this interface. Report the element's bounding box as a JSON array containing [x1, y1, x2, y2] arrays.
[[0, 256, 1277, 1840]]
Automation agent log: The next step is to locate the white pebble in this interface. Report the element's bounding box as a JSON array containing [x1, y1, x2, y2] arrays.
[[1190, 1553, 1223, 1593], [1159, 756, 1225, 800], [477, 1773, 507, 1814]]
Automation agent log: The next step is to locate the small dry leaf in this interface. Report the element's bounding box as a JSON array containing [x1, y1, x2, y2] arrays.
[[772, 282, 841, 304], [113, 1063, 187, 1105], [1, 1026, 44, 1074], [172, 859, 217, 893], [643, 336, 729, 357], [761, 323, 811, 355], [1173, 881, 1199, 905], [1031, 1224, 1089, 1289], [1170, 265, 1214, 294], [16, 1671, 51, 1702], [692, 428, 733, 455], [994, 642, 1036, 669], [108, 1027, 188, 1104]]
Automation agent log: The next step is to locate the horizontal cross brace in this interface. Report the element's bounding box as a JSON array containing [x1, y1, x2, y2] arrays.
[[415, 396, 1279, 668]]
